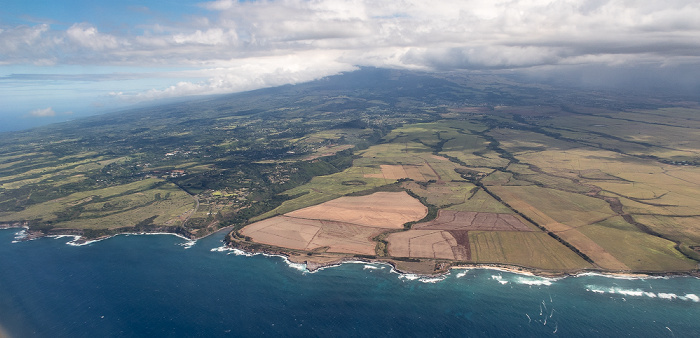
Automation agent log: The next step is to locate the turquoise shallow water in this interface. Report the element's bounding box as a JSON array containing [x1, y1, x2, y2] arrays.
[[1, 228, 698, 337]]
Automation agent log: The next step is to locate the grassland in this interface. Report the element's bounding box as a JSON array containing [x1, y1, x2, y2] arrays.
[[2, 68, 699, 275], [469, 231, 592, 270], [0, 178, 194, 231], [230, 104, 700, 274], [578, 217, 696, 271], [253, 167, 390, 220]]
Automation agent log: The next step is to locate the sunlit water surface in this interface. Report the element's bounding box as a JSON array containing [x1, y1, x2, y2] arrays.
[[1, 229, 698, 337]]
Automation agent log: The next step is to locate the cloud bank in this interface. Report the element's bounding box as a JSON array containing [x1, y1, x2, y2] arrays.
[[2, 0, 700, 102]]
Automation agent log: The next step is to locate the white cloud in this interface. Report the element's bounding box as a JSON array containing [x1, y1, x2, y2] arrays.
[[173, 28, 237, 45], [200, 0, 236, 11], [4, 0, 700, 103], [111, 51, 357, 101], [66, 23, 123, 50], [0, 24, 49, 52], [28, 107, 56, 117]]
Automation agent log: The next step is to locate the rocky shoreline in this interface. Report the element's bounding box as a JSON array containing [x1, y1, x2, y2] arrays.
[[224, 233, 700, 278], [4, 223, 698, 278], [1, 222, 198, 245]]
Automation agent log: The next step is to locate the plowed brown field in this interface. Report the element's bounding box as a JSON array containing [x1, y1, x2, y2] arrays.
[[387, 230, 470, 260], [387, 211, 532, 260], [241, 192, 428, 255], [286, 191, 427, 229], [413, 210, 533, 231]]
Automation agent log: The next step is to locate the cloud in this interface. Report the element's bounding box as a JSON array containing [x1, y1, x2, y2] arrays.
[[28, 107, 56, 117], [66, 23, 123, 50], [200, 0, 236, 11], [3, 0, 700, 103], [25, 107, 74, 117], [172, 28, 237, 45], [110, 51, 357, 101]]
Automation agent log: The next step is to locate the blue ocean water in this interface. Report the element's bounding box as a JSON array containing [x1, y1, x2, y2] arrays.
[[0, 229, 698, 337]]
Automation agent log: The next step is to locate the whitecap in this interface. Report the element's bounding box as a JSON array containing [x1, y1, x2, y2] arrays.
[[491, 275, 509, 285], [586, 287, 606, 294], [11, 229, 29, 243], [515, 276, 553, 286], [455, 271, 468, 278], [65, 236, 98, 246], [420, 275, 447, 283], [210, 246, 312, 273], [682, 294, 699, 302], [278, 254, 310, 273], [178, 240, 196, 249], [657, 293, 677, 300], [231, 249, 257, 257], [616, 288, 645, 297], [399, 274, 421, 281], [584, 286, 700, 302], [210, 245, 233, 252], [395, 271, 447, 283]]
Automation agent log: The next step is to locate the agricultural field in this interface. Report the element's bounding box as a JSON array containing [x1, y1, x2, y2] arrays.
[[412, 210, 533, 232], [387, 230, 470, 260], [2, 68, 700, 274], [242, 192, 426, 255], [241, 216, 385, 255], [578, 217, 696, 271], [469, 231, 591, 270], [286, 192, 427, 229], [0, 178, 194, 231], [232, 103, 700, 273]]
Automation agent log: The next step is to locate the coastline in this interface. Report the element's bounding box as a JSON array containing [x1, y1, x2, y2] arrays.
[[3, 224, 698, 279], [224, 235, 700, 279], [1, 222, 198, 246]]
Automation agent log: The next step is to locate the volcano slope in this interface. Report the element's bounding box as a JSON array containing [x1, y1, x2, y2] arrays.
[[232, 105, 700, 275], [1, 69, 698, 275]]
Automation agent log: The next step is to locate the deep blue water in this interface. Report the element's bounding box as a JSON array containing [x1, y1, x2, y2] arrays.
[[1, 229, 698, 337]]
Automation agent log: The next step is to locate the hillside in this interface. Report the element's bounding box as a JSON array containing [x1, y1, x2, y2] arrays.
[[2, 68, 699, 274]]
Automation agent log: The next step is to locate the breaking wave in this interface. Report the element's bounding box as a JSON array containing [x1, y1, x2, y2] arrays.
[[515, 276, 555, 286], [585, 285, 699, 302]]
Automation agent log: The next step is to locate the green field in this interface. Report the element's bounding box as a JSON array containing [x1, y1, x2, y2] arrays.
[[469, 231, 591, 270], [2, 69, 699, 273], [0, 178, 194, 230], [253, 166, 390, 220], [579, 217, 696, 271]]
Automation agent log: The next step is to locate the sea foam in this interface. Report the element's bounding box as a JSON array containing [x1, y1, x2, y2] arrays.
[[210, 246, 313, 273], [455, 270, 469, 278], [491, 275, 509, 285], [584, 285, 699, 302], [515, 276, 556, 286]]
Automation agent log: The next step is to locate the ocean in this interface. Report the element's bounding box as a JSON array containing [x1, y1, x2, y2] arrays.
[[1, 228, 698, 337]]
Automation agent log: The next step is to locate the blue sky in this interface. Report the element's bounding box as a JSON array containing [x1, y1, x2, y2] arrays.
[[1, 1, 211, 130], [2, 0, 700, 131], [0, 0, 205, 29]]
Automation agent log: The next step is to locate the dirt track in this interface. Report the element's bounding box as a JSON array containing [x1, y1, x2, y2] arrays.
[[492, 188, 630, 270]]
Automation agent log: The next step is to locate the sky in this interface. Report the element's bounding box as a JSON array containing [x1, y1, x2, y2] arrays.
[[2, 0, 700, 131]]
